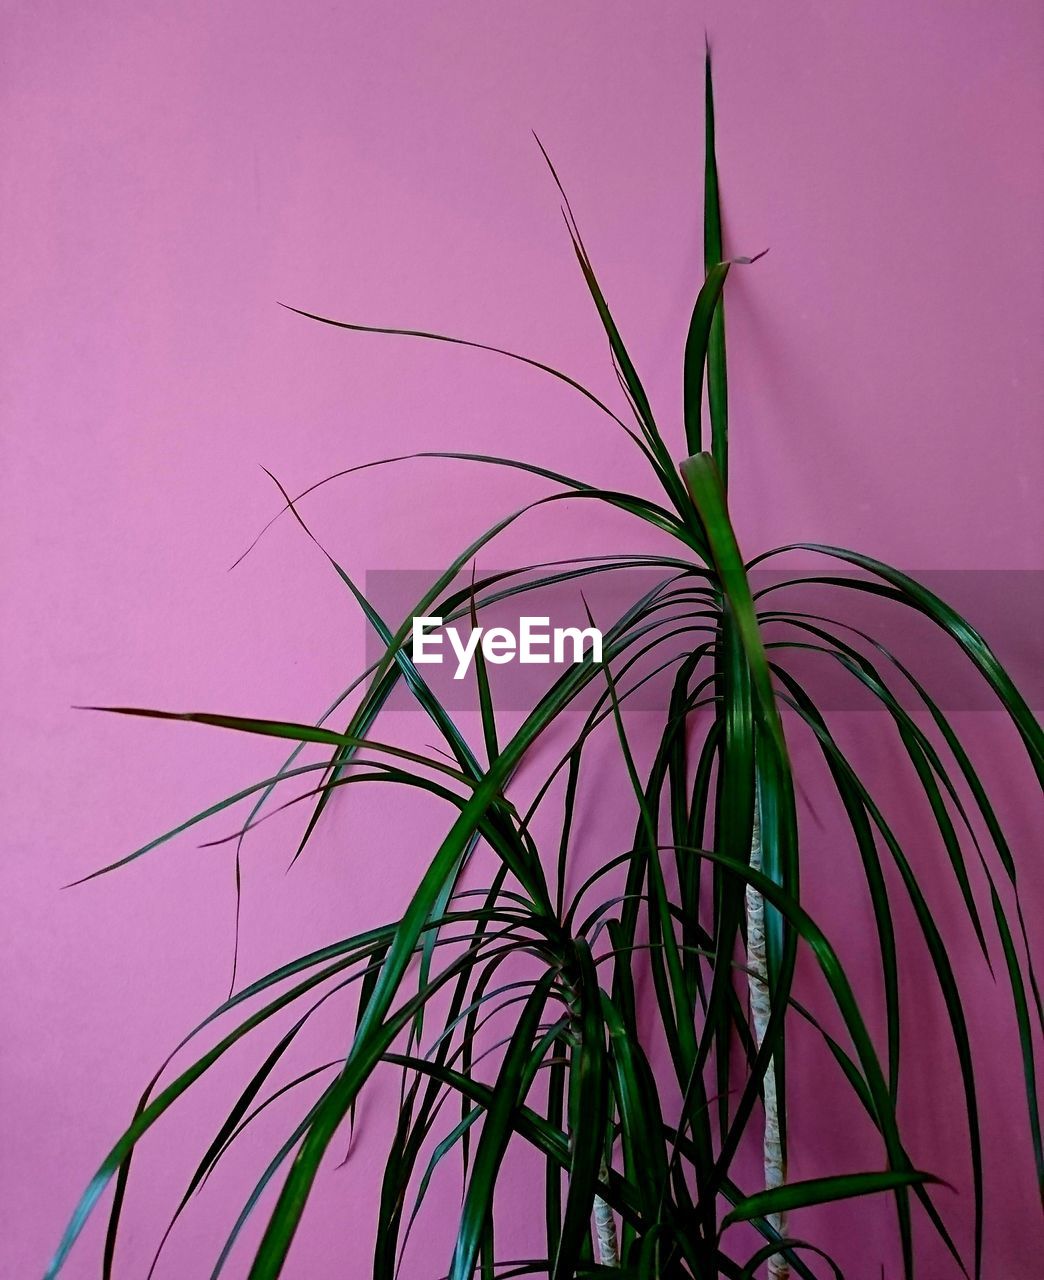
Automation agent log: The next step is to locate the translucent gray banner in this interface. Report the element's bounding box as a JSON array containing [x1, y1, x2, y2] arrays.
[[363, 568, 1042, 713]]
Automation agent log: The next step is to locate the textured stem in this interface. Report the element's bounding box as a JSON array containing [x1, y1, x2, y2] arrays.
[[746, 798, 789, 1279], [593, 1159, 619, 1267]]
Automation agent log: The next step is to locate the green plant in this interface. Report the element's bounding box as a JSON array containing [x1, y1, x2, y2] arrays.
[[47, 49, 1041, 1280]]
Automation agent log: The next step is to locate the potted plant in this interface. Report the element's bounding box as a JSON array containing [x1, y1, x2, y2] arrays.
[[46, 49, 1040, 1280]]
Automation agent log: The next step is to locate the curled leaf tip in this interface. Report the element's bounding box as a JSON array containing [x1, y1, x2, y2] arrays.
[[732, 248, 770, 266]]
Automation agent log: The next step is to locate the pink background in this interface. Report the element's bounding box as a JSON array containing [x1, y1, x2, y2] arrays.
[[2, 2, 1042, 1277]]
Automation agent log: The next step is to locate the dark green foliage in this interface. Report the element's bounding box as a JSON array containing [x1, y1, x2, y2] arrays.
[[47, 48, 1040, 1280]]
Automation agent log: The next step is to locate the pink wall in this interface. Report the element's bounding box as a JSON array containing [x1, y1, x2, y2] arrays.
[[2, 2, 1041, 1277]]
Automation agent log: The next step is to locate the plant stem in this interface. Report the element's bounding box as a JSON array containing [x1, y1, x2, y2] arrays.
[[745, 795, 789, 1279], [593, 1157, 619, 1267]]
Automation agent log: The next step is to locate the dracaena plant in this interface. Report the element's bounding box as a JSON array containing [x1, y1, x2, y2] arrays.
[[47, 49, 1040, 1280]]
